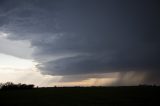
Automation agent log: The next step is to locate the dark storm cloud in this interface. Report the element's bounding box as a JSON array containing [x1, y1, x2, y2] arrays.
[[0, 0, 160, 84]]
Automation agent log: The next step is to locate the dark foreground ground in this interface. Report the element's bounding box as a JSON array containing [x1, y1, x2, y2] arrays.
[[0, 86, 160, 106]]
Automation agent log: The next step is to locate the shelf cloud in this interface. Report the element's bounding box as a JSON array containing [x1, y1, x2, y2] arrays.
[[0, 0, 160, 85]]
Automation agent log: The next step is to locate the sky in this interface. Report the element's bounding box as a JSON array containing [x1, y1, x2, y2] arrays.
[[0, 0, 160, 86]]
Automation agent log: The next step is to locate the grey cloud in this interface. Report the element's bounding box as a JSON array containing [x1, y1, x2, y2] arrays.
[[59, 72, 120, 82], [0, 37, 33, 59], [111, 71, 160, 86], [0, 0, 160, 84]]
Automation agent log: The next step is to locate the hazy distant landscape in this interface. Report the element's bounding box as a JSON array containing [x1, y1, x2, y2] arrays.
[[0, 86, 160, 106]]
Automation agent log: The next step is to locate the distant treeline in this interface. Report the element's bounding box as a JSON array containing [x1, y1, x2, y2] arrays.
[[0, 82, 34, 90], [0, 82, 159, 90]]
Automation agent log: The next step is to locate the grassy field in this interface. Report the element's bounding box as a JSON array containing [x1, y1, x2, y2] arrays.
[[0, 86, 160, 106]]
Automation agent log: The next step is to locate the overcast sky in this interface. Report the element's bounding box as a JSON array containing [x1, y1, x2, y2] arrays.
[[0, 0, 160, 86]]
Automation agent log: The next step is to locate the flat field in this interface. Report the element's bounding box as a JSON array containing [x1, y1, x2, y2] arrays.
[[0, 86, 159, 106]]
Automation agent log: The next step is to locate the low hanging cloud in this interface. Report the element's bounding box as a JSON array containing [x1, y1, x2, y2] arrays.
[[0, 0, 160, 85]]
